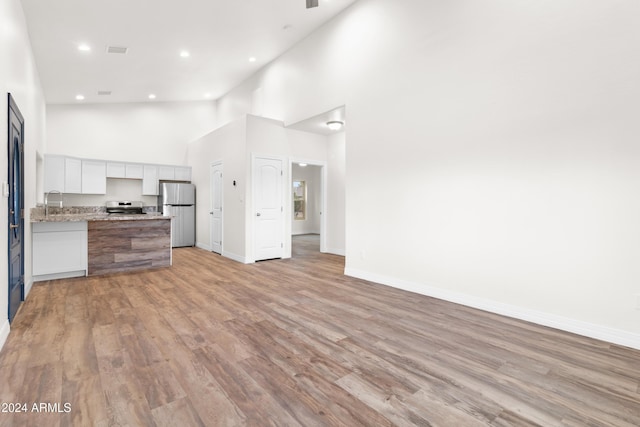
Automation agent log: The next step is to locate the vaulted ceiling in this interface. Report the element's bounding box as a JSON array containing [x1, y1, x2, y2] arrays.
[[20, 0, 358, 104]]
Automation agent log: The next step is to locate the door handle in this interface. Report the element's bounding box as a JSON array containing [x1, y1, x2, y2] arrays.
[[256, 213, 261, 217], [10, 224, 19, 229]]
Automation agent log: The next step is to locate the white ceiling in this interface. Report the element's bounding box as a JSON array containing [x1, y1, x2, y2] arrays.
[[20, 0, 357, 104]]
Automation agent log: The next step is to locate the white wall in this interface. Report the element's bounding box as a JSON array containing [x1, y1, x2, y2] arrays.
[[1, 0, 47, 348], [288, 128, 330, 160], [188, 115, 341, 262], [214, 0, 640, 348], [244, 116, 291, 260], [326, 131, 345, 255], [292, 164, 321, 235], [46, 101, 217, 165], [188, 117, 247, 261]]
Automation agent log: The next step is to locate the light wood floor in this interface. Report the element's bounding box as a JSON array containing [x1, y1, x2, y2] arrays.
[[1, 236, 639, 426]]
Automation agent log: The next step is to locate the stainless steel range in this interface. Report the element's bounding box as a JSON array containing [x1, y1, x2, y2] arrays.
[[106, 201, 146, 215]]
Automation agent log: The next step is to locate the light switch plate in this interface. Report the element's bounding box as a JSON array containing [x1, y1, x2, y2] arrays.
[[2, 182, 9, 197]]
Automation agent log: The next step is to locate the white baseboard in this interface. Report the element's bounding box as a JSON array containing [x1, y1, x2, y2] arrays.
[[325, 247, 345, 256], [195, 244, 249, 264], [0, 320, 10, 353], [33, 270, 85, 282], [344, 267, 640, 351], [25, 278, 34, 297], [223, 251, 250, 264], [195, 242, 211, 251]]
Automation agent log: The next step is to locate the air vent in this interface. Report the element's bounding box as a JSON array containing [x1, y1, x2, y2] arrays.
[[97, 91, 112, 96], [106, 46, 128, 54]]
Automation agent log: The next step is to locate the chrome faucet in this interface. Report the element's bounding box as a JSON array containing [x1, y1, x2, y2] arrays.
[[44, 190, 63, 217]]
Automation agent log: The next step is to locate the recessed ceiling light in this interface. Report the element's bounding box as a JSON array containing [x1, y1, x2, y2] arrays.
[[75, 94, 85, 101], [299, 163, 308, 167], [180, 50, 190, 58], [78, 44, 91, 52], [326, 121, 344, 131], [249, 57, 257, 63], [148, 94, 156, 100], [204, 93, 211, 98]]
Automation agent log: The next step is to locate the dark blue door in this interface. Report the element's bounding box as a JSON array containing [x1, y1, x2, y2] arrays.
[[8, 94, 24, 323]]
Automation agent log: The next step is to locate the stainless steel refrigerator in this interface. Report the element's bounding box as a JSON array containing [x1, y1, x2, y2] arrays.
[[159, 183, 195, 247]]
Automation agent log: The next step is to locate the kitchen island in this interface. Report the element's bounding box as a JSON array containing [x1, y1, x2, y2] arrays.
[[88, 218, 171, 276], [31, 208, 171, 278]]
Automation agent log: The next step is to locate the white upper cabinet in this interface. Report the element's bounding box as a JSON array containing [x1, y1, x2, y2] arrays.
[[44, 155, 66, 192], [106, 162, 145, 179], [126, 164, 144, 179], [142, 165, 159, 195], [106, 162, 126, 178], [44, 154, 190, 196], [158, 166, 175, 181], [81, 160, 107, 194], [65, 157, 82, 193], [174, 167, 192, 181], [107, 162, 144, 179]]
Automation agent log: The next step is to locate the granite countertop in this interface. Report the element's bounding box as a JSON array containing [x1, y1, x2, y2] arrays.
[[31, 213, 169, 222], [30, 206, 169, 223]]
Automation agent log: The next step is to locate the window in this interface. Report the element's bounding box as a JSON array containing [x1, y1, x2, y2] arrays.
[[293, 180, 306, 220]]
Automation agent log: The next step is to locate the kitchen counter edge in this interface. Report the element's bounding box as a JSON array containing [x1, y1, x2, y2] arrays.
[[30, 214, 170, 223]]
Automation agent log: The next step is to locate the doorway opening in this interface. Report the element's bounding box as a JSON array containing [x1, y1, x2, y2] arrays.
[[285, 105, 346, 259], [292, 234, 321, 258], [291, 162, 324, 257]]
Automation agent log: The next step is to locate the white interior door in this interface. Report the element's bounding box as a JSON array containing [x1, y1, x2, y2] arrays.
[[253, 157, 283, 261], [210, 162, 223, 254]]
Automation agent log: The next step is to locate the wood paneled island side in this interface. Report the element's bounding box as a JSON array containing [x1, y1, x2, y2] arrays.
[[88, 218, 171, 276]]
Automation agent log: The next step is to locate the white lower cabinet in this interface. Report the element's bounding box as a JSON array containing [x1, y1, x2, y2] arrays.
[[32, 221, 87, 281]]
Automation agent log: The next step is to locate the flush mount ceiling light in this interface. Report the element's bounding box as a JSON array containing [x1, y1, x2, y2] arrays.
[[203, 93, 212, 98], [148, 94, 156, 100], [77, 44, 91, 52], [180, 50, 190, 58], [106, 46, 128, 54], [299, 163, 308, 167], [75, 94, 85, 101], [326, 120, 344, 131], [249, 56, 257, 63]]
